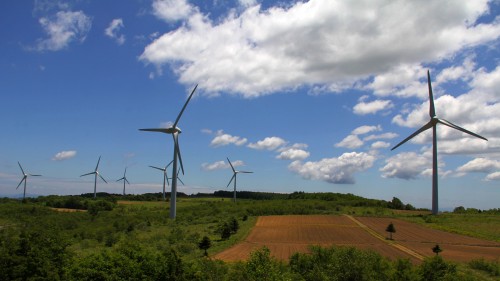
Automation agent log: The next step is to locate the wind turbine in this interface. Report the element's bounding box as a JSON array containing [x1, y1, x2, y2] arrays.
[[116, 168, 130, 196], [140, 84, 198, 219], [149, 160, 173, 201], [226, 157, 253, 203], [391, 70, 487, 215], [80, 156, 108, 199], [16, 162, 41, 200]]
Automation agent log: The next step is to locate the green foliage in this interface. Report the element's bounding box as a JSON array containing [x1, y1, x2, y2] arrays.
[[290, 245, 391, 281], [230, 217, 239, 233], [419, 256, 458, 281], [432, 244, 443, 255], [386, 222, 396, 240], [198, 236, 212, 256], [468, 258, 500, 277], [391, 259, 419, 281], [233, 246, 292, 281]]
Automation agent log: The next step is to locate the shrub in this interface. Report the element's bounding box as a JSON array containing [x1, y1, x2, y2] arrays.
[[468, 258, 500, 277]]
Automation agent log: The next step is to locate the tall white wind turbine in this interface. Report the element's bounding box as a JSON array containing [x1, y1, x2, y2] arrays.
[[140, 84, 198, 219], [226, 157, 253, 203], [16, 162, 41, 200], [116, 168, 130, 196], [80, 156, 108, 199], [391, 70, 487, 215], [149, 160, 173, 201]]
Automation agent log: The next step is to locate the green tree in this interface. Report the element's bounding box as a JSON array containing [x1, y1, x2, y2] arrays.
[[432, 244, 442, 256], [230, 217, 239, 234], [386, 222, 396, 240], [419, 256, 457, 281], [216, 222, 231, 240], [198, 236, 212, 256], [389, 197, 404, 209]]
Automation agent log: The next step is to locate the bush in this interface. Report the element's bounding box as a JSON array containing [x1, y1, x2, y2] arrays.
[[468, 258, 500, 277], [419, 256, 458, 281]]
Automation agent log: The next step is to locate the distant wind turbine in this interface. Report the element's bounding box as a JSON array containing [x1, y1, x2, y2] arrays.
[[116, 167, 130, 196], [80, 156, 107, 199], [168, 168, 185, 186], [149, 160, 173, 201], [140, 84, 198, 219], [226, 157, 253, 203], [391, 70, 487, 215], [16, 162, 41, 200]]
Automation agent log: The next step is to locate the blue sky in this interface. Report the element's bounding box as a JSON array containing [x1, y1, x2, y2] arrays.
[[1, 0, 500, 211]]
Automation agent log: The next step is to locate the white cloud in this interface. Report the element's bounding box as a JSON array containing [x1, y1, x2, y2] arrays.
[[248, 137, 286, 150], [140, 0, 499, 97], [210, 131, 248, 147], [352, 125, 382, 135], [371, 141, 390, 149], [380, 152, 429, 180], [335, 134, 363, 149], [238, 0, 258, 8], [35, 10, 92, 51], [353, 99, 393, 115], [276, 148, 310, 161], [364, 132, 398, 141], [52, 150, 77, 161], [105, 18, 125, 45], [456, 158, 500, 174], [289, 152, 375, 184], [485, 172, 500, 181], [201, 159, 244, 171], [152, 0, 195, 22]]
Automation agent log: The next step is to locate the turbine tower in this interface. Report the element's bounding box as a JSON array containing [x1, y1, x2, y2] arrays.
[[391, 70, 487, 215], [149, 160, 173, 201], [140, 84, 198, 219], [80, 156, 108, 199], [226, 157, 253, 203], [116, 167, 130, 196], [16, 162, 41, 200]]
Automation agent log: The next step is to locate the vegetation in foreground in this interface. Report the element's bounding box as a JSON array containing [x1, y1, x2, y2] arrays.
[[0, 192, 499, 280]]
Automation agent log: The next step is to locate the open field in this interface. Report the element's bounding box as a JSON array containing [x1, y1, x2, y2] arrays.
[[214, 215, 500, 263]]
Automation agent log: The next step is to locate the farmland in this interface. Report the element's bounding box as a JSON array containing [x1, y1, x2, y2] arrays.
[[214, 215, 500, 263]]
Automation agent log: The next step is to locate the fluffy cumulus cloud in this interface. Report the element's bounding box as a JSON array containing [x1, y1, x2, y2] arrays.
[[105, 18, 125, 45], [210, 131, 248, 147], [248, 137, 286, 150], [201, 159, 244, 171], [336, 125, 384, 149], [276, 148, 310, 161], [289, 152, 375, 184], [380, 152, 430, 180], [152, 0, 195, 22], [52, 150, 77, 161], [140, 0, 500, 97], [353, 99, 393, 115], [456, 158, 500, 180], [35, 10, 92, 51]]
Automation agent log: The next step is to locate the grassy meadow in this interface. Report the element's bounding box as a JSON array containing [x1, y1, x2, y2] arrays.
[[0, 193, 499, 280]]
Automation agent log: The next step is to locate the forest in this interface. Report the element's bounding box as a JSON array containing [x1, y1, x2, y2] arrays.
[[0, 192, 499, 280]]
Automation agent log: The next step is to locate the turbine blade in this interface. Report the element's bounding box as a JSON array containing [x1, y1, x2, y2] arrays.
[[149, 165, 165, 171], [173, 84, 198, 129], [16, 178, 25, 189], [99, 174, 108, 183], [428, 70, 436, 118], [178, 177, 185, 185], [165, 173, 170, 186], [240, 171, 253, 173], [125, 178, 130, 184], [227, 157, 236, 173], [438, 119, 488, 141], [18, 162, 25, 175], [391, 121, 434, 151], [166, 160, 174, 168], [139, 128, 170, 133], [29, 174, 42, 177], [227, 174, 236, 188], [174, 134, 184, 175], [80, 172, 95, 177], [95, 156, 101, 171]]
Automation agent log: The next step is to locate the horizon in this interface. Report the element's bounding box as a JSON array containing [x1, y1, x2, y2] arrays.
[[1, 0, 500, 211]]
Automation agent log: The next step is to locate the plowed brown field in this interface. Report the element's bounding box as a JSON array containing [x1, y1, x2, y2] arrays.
[[214, 215, 500, 263]]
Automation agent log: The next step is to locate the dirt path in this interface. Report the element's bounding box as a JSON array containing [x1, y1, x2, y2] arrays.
[[344, 215, 424, 261]]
